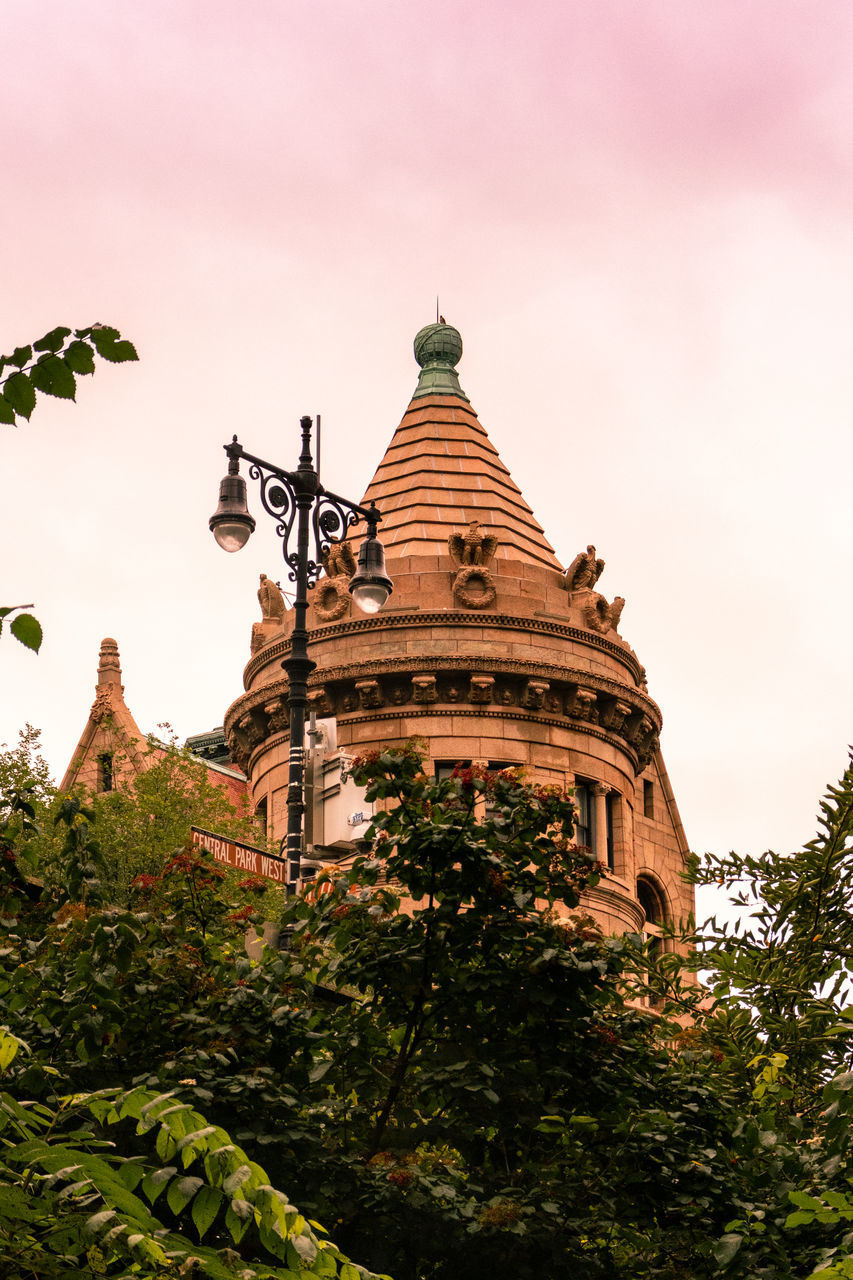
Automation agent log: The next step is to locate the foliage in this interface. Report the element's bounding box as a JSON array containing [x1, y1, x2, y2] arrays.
[[2, 323, 138, 651], [0, 325, 138, 428], [692, 751, 853, 1100], [0, 726, 55, 838], [686, 751, 853, 1277], [0, 606, 42, 654], [0, 1029, 384, 1280], [13, 727, 262, 905], [7, 739, 853, 1276], [81, 730, 263, 905]]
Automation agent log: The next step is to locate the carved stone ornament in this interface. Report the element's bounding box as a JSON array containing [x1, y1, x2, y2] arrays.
[[581, 592, 625, 636], [452, 565, 497, 610], [566, 687, 599, 723], [264, 699, 289, 734], [258, 574, 286, 623], [313, 576, 352, 623], [355, 679, 384, 710], [565, 545, 605, 592], [308, 688, 334, 717], [322, 541, 357, 579], [468, 675, 495, 705], [448, 520, 498, 567], [412, 675, 438, 704], [240, 712, 267, 750], [522, 679, 549, 711], [251, 619, 286, 655], [89, 686, 114, 723], [447, 520, 498, 610], [599, 698, 632, 734]]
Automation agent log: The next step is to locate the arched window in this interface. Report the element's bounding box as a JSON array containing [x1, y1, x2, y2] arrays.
[[636, 874, 668, 1006], [636, 875, 666, 928], [98, 752, 113, 793]]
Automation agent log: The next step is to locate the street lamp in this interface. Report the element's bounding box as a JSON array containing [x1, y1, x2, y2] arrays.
[[210, 415, 392, 884]]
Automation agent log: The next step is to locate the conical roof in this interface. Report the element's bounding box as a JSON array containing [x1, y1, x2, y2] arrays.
[[360, 323, 563, 573]]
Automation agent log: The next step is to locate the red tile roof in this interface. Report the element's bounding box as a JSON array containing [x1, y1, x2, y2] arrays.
[[360, 394, 563, 572]]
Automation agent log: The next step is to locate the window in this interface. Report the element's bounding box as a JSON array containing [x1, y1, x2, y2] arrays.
[[573, 782, 593, 851], [98, 753, 113, 793], [255, 795, 268, 838], [572, 780, 614, 869], [643, 778, 655, 820], [637, 875, 665, 929], [434, 760, 515, 819], [637, 875, 668, 1006], [433, 759, 514, 782]]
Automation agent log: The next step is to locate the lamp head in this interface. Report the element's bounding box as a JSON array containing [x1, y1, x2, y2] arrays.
[[349, 522, 392, 614], [210, 439, 256, 552]]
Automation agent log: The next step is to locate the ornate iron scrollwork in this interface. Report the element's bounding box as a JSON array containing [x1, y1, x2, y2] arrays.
[[308, 495, 361, 586]]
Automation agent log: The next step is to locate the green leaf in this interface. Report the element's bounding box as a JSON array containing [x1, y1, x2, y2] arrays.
[[9, 613, 42, 653], [90, 326, 138, 363], [0, 393, 17, 424], [4, 372, 35, 419], [789, 1191, 825, 1211], [222, 1164, 252, 1195], [85, 1208, 117, 1235], [33, 326, 72, 353], [0, 1030, 23, 1070], [9, 346, 32, 368], [64, 340, 96, 375], [30, 355, 76, 400], [141, 1164, 177, 1205], [225, 1197, 253, 1243], [191, 1184, 223, 1239], [715, 1232, 743, 1265], [104, 338, 138, 363], [166, 1174, 204, 1215]]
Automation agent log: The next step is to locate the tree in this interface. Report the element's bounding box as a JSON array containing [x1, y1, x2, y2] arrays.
[[7, 738, 853, 1277], [686, 753, 853, 1277], [2, 324, 138, 652], [80, 729, 264, 904], [0, 1030, 387, 1279], [3, 726, 264, 904]]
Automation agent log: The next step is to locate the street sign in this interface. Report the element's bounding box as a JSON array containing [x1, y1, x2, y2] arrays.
[[191, 826, 288, 885]]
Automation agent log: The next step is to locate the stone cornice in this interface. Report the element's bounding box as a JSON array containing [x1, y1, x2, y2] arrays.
[[243, 609, 647, 690], [243, 704, 646, 776], [230, 656, 660, 730], [225, 653, 661, 779]]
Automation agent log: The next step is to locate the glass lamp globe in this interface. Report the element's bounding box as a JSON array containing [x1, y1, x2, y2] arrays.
[[351, 580, 390, 614], [212, 520, 254, 553], [348, 531, 392, 615], [210, 470, 256, 552]]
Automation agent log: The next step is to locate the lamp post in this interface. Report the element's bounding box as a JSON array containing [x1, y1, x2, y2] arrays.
[[210, 415, 392, 884]]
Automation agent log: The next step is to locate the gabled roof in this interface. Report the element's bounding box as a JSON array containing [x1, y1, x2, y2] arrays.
[[60, 638, 148, 793], [61, 640, 248, 803], [360, 323, 562, 572]]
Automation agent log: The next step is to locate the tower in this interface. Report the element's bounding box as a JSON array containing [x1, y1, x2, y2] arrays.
[[224, 322, 692, 936]]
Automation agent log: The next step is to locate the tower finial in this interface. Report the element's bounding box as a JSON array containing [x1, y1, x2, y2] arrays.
[[411, 320, 469, 402]]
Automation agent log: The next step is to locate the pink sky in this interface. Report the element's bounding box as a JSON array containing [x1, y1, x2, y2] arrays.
[[4, 0, 853, 877]]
